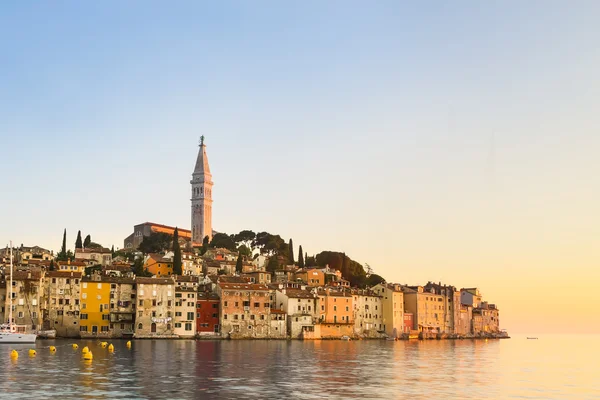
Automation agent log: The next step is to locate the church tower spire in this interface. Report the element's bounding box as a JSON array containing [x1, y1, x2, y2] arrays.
[[191, 136, 213, 244]]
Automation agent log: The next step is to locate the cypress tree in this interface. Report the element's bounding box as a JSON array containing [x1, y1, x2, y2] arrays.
[[111, 245, 115, 257], [84, 235, 91, 248], [173, 227, 182, 275], [59, 229, 67, 260], [236, 253, 243, 274], [75, 230, 83, 249], [288, 239, 294, 265], [298, 245, 305, 269]]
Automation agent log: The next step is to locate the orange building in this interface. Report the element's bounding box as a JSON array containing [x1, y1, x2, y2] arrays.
[[317, 288, 354, 338], [123, 222, 192, 249], [294, 268, 325, 287], [144, 254, 173, 277]]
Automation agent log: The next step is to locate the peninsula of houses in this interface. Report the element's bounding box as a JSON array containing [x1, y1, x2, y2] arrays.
[[1, 138, 505, 340]]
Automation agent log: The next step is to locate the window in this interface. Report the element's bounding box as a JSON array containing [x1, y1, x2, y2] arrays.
[[176, 312, 182, 317], [82, 293, 87, 299], [253, 302, 260, 308], [185, 323, 192, 331], [32, 312, 37, 318], [102, 315, 110, 320], [264, 303, 269, 308], [81, 303, 87, 309], [80, 314, 88, 320], [187, 312, 194, 320], [75, 299, 79, 306], [151, 323, 157, 333], [250, 315, 255, 320], [260, 315, 265, 320], [58, 299, 63, 305], [224, 301, 228, 307], [83, 282, 87, 288], [224, 314, 228, 320], [235, 302, 239, 307], [175, 323, 182, 328], [138, 323, 143, 330], [152, 300, 157, 307], [234, 315, 238, 320], [97, 283, 102, 289], [101, 326, 109, 332], [80, 326, 88, 332]]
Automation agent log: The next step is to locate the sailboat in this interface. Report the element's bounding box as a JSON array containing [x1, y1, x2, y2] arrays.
[[0, 242, 37, 343]]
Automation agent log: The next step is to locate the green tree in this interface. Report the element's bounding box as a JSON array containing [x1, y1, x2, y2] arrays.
[[366, 274, 386, 287], [298, 246, 305, 268], [133, 257, 151, 277], [237, 245, 251, 257], [75, 231, 83, 249], [200, 235, 210, 255], [288, 239, 294, 265], [236, 253, 243, 274], [111, 245, 115, 257], [173, 228, 182, 275], [138, 232, 173, 254], [57, 229, 67, 261], [49, 260, 55, 271], [83, 235, 91, 248], [305, 254, 316, 267], [266, 256, 279, 274], [234, 230, 256, 249], [209, 233, 236, 251], [84, 264, 102, 276], [86, 242, 103, 250]]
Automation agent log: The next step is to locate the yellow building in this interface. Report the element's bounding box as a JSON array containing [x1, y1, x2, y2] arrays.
[[79, 275, 111, 337], [57, 259, 87, 273], [144, 254, 173, 277]]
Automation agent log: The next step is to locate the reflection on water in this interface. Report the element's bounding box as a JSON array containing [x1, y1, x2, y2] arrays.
[[0, 335, 598, 399]]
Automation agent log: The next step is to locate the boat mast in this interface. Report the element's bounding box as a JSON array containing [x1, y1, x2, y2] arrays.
[[8, 241, 12, 325]]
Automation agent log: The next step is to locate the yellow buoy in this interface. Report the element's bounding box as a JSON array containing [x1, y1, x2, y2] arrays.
[[49, 346, 57, 353], [10, 350, 18, 359], [82, 350, 93, 360], [72, 343, 79, 349], [107, 344, 114, 352], [82, 346, 89, 354], [101, 342, 108, 348], [28, 349, 36, 357], [126, 341, 131, 348]]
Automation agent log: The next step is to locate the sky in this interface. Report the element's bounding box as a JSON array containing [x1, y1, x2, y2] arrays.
[[1, 1, 599, 334]]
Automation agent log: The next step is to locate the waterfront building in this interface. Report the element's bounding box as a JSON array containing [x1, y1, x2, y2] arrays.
[[217, 282, 272, 338], [403, 285, 447, 334], [460, 288, 482, 308], [317, 288, 354, 338], [143, 253, 173, 277], [196, 291, 220, 336], [7, 270, 44, 331], [123, 222, 192, 250], [270, 309, 287, 338], [191, 136, 213, 245], [79, 275, 111, 337], [43, 271, 82, 337], [74, 247, 113, 266], [274, 286, 318, 339], [351, 289, 383, 337], [107, 277, 136, 338], [423, 281, 461, 334], [134, 277, 176, 338], [472, 302, 500, 334], [174, 286, 197, 338], [456, 304, 473, 335], [372, 283, 405, 337]]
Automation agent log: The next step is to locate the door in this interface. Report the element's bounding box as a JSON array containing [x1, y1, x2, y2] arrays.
[[92, 326, 98, 334]]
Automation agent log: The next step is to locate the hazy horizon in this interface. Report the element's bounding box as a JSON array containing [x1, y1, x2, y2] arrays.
[[1, 2, 598, 334]]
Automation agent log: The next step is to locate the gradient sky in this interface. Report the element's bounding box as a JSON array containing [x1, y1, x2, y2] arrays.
[[1, 2, 599, 334]]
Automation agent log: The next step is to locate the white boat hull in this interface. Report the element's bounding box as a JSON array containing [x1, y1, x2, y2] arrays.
[[0, 332, 37, 343]]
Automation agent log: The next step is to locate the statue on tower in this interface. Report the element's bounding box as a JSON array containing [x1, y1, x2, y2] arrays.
[[200, 135, 205, 146]]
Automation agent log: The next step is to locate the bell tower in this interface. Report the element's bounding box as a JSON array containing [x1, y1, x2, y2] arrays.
[[191, 136, 213, 244]]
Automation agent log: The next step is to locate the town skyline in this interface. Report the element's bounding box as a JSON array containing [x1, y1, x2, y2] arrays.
[[2, 2, 599, 335]]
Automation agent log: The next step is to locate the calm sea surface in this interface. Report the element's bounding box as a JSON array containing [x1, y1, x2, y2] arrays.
[[0, 335, 598, 399]]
